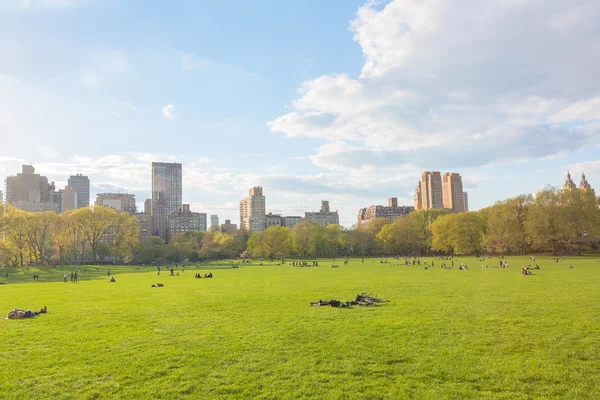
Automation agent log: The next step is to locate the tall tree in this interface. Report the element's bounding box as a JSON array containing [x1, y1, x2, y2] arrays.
[[25, 212, 56, 265], [4, 207, 29, 267], [109, 212, 140, 262], [559, 188, 600, 255], [73, 206, 116, 264], [526, 187, 567, 255]]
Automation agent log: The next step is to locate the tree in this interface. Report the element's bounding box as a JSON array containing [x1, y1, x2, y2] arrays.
[[485, 195, 534, 255], [377, 217, 422, 255], [248, 227, 292, 258], [4, 207, 29, 266], [431, 212, 486, 256], [292, 221, 314, 256], [526, 187, 568, 255], [134, 237, 166, 264], [24, 212, 56, 265], [73, 206, 117, 264], [109, 212, 139, 262], [559, 188, 600, 255], [347, 227, 373, 257], [53, 214, 72, 265], [409, 209, 451, 253]]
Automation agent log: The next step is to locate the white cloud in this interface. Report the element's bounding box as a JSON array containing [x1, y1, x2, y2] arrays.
[[162, 104, 176, 120], [550, 97, 600, 122], [269, 0, 600, 174], [567, 161, 600, 176]]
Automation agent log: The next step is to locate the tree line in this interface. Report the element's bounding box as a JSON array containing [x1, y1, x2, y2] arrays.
[[241, 186, 600, 258], [1, 185, 598, 266], [0, 205, 139, 266]]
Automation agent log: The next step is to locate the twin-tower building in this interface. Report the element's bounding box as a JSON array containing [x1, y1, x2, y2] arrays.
[[414, 172, 468, 213]]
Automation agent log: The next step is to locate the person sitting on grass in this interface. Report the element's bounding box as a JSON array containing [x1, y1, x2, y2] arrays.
[[109, 276, 116, 282], [569, 264, 574, 269]]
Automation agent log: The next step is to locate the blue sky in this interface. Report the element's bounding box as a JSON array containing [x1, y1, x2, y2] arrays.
[[1, 0, 599, 226]]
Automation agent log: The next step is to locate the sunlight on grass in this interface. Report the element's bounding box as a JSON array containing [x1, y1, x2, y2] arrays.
[[1, 256, 599, 399]]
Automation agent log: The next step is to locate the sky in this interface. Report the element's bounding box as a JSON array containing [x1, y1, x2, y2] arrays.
[[1, 0, 599, 227]]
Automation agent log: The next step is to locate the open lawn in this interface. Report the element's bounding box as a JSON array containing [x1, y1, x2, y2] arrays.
[[1, 256, 600, 399]]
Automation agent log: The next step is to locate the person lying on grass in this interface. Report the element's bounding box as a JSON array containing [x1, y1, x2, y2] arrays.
[[6, 306, 47, 319]]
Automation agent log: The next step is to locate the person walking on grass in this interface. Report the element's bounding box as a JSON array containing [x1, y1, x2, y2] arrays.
[[157, 267, 161, 276], [63, 272, 67, 283], [74, 272, 78, 283]]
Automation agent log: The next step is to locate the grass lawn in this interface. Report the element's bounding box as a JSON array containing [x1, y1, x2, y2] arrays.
[[1, 256, 600, 399]]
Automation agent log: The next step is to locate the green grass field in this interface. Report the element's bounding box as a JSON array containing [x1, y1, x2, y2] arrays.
[[1, 256, 600, 399]]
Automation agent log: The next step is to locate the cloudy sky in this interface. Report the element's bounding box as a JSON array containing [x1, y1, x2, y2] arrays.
[[1, 0, 599, 226]]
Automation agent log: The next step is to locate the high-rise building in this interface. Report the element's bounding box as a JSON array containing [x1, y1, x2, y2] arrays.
[[561, 171, 594, 195], [221, 219, 238, 234], [52, 190, 63, 213], [239, 186, 266, 232], [166, 204, 203, 241], [563, 171, 577, 190], [210, 215, 219, 230], [304, 200, 339, 226], [357, 198, 414, 226], [442, 172, 466, 213], [67, 174, 90, 209], [463, 192, 469, 212], [0, 190, 3, 204], [152, 162, 183, 239], [579, 172, 594, 193], [4, 165, 57, 211], [144, 198, 152, 215], [199, 213, 208, 232], [62, 186, 78, 213], [95, 193, 136, 213], [414, 171, 443, 210]]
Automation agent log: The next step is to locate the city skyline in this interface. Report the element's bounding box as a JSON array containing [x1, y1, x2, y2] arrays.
[[1, 0, 599, 226], [2, 161, 595, 228]]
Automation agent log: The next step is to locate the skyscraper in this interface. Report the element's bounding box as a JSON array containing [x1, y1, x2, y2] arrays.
[[152, 162, 183, 240], [463, 192, 469, 212], [67, 174, 90, 209], [144, 198, 152, 214], [563, 171, 577, 190], [210, 215, 219, 230], [442, 172, 466, 213], [414, 171, 443, 210], [62, 186, 78, 213], [579, 172, 593, 193], [239, 186, 266, 232], [5, 165, 57, 211]]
